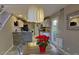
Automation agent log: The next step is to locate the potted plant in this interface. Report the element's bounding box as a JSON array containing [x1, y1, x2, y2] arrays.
[[35, 35, 49, 53]]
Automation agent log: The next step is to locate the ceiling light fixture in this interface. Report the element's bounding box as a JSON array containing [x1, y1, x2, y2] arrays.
[[27, 6, 44, 23]]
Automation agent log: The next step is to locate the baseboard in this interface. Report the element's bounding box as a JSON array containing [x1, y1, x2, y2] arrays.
[[58, 47, 70, 55], [3, 45, 14, 55], [50, 44, 70, 55]]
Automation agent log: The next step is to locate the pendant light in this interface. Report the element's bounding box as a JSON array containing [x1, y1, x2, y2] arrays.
[[27, 6, 44, 23]]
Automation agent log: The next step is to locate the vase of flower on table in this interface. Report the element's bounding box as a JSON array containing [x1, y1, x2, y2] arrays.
[[35, 35, 49, 54]]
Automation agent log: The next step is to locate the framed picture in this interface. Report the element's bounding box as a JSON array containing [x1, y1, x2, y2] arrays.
[[0, 11, 11, 30], [66, 10, 79, 30]]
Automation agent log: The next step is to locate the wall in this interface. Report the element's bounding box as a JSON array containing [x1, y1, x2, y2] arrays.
[[0, 16, 13, 54], [56, 5, 79, 54]]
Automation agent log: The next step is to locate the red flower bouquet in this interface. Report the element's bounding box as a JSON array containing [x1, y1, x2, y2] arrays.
[[35, 35, 49, 53]]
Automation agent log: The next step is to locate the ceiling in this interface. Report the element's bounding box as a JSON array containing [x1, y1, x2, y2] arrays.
[[3, 4, 68, 17]]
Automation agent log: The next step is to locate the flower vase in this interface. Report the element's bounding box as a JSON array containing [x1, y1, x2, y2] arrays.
[[39, 46, 46, 54]]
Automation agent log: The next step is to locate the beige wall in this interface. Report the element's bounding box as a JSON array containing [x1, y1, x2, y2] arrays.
[[54, 5, 79, 54], [0, 17, 13, 54]]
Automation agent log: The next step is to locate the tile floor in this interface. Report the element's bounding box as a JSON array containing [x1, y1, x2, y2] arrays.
[[7, 43, 60, 55]]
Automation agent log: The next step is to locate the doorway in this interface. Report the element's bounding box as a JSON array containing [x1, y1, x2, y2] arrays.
[[51, 17, 58, 46], [51, 17, 63, 49]]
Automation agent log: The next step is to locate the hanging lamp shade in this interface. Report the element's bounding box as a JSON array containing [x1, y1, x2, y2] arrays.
[[27, 6, 44, 23]]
